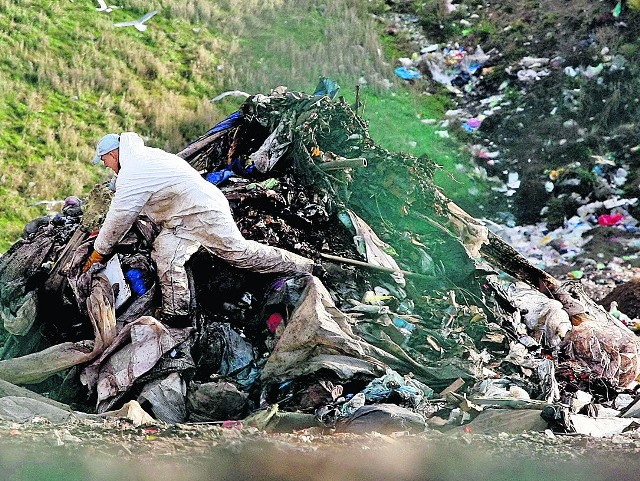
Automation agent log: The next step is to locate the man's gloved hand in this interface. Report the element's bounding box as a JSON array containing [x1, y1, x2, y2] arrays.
[[82, 249, 105, 273]]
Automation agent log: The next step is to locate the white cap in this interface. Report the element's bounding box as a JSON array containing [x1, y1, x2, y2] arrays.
[[93, 134, 120, 164]]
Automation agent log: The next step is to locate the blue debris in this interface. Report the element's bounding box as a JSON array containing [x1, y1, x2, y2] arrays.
[[204, 110, 242, 136], [394, 67, 422, 80], [314, 77, 340, 99], [205, 169, 234, 185], [125, 268, 148, 296], [205, 157, 256, 186], [463, 122, 477, 133]]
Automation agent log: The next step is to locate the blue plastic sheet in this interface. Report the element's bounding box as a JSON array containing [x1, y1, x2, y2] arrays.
[[205, 157, 256, 186], [205, 169, 234, 185], [394, 67, 422, 80], [203, 110, 242, 137], [183, 111, 243, 152], [313, 77, 340, 99]]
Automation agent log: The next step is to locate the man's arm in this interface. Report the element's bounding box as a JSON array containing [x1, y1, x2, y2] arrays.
[[92, 178, 153, 257]]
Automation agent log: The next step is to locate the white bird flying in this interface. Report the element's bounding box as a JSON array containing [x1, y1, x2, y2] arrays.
[[210, 90, 251, 103], [114, 10, 158, 32], [96, 0, 117, 13]]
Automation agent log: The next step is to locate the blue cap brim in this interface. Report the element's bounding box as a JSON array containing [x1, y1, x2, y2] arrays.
[[93, 155, 102, 164]]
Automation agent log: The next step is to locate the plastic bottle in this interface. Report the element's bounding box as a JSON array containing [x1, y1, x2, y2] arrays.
[[125, 269, 147, 296], [392, 317, 415, 332], [392, 317, 414, 343]]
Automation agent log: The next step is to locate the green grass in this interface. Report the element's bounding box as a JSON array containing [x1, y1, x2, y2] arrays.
[[353, 89, 486, 214]]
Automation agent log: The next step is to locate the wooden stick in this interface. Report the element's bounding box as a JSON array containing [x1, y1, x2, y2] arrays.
[[320, 252, 428, 279], [318, 157, 368, 171]]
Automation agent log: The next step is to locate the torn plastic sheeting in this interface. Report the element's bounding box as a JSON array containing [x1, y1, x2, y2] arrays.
[[475, 378, 522, 398], [138, 372, 187, 424], [353, 316, 484, 390], [492, 336, 559, 403], [537, 358, 560, 403], [80, 316, 187, 409], [283, 354, 386, 382], [0, 341, 97, 386], [0, 231, 56, 337], [560, 318, 640, 389], [0, 396, 78, 424], [260, 276, 386, 384], [352, 316, 431, 371], [346, 210, 405, 285], [463, 46, 490, 70], [454, 408, 548, 435], [362, 369, 434, 406], [507, 282, 572, 348], [313, 77, 340, 99], [2, 290, 36, 336], [201, 111, 242, 138], [569, 413, 640, 437], [335, 403, 427, 434], [220, 334, 253, 378], [248, 115, 292, 173]]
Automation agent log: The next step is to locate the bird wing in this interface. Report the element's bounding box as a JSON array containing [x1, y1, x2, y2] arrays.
[[114, 20, 137, 27], [210, 90, 251, 103], [138, 10, 157, 23]]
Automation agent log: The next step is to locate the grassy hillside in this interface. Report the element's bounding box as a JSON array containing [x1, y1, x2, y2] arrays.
[[0, 0, 481, 251]]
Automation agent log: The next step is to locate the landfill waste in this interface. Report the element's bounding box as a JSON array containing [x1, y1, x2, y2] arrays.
[[1, 85, 640, 440], [382, 0, 640, 255], [486, 194, 640, 271]]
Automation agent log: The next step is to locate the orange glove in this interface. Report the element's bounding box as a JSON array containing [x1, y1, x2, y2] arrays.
[[82, 250, 105, 273]]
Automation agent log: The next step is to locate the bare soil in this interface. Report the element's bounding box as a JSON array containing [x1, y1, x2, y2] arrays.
[[1, 416, 639, 481]]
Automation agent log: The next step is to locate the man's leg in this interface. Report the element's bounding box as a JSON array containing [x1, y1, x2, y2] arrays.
[[209, 238, 314, 275], [186, 212, 315, 275], [151, 231, 201, 316]]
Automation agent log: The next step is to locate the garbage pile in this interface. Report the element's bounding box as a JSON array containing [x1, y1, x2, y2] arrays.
[[384, 4, 640, 241], [1, 86, 640, 438]]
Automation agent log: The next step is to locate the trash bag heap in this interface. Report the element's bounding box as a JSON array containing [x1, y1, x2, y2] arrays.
[[1, 85, 640, 436]]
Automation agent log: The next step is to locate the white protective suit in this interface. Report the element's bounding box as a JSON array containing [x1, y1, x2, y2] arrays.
[[94, 132, 314, 315]]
